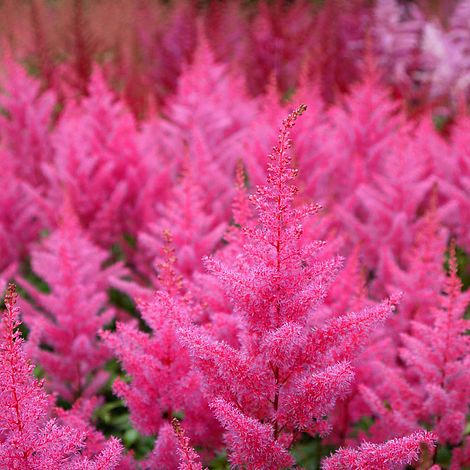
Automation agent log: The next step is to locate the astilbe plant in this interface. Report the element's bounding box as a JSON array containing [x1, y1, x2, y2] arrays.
[[299, 63, 402, 215], [353, 213, 447, 442], [0, 284, 123, 469], [359, 243, 470, 465], [240, 76, 287, 188], [22, 208, 125, 403], [142, 417, 206, 470], [153, 32, 256, 220], [377, 205, 448, 331], [105, 233, 221, 465], [45, 67, 145, 247], [180, 106, 404, 469], [138, 165, 227, 284], [0, 57, 53, 273], [338, 134, 438, 296], [0, 53, 56, 188], [399, 244, 470, 445], [322, 430, 437, 470], [0, 149, 44, 279]]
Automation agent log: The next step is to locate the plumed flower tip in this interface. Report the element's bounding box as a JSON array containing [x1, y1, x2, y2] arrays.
[[397, 241, 470, 445], [322, 430, 437, 470], [171, 419, 205, 470], [180, 104, 398, 469], [0, 284, 123, 469], [24, 215, 124, 402]]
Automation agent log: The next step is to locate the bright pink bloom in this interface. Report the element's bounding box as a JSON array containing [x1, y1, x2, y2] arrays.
[[399, 244, 470, 445], [23, 209, 125, 402], [172, 419, 205, 470], [45, 67, 146, 246], [105, 237, 220, 452], [182, 106, 395, 467], [0, 54, 56, 186], [210, 398, 294, 470], [322, 430, 437, 470], [0, 284, 123, 469], [138, 166, 227, 282]]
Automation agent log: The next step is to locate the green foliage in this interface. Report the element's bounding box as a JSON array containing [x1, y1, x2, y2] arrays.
[[95, 398, 155, 460], [444, 244, 469, 287], [292, 435, 336, 470], [208, 451, 230, 470], [94, 359, 155, 460], [19, 258, 50, 294]]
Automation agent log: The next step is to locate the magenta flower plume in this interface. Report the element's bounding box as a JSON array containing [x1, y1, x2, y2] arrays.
[[0, 284, 123, 469], [182, 105, 396, 468], [23, 208, 125, 402], [322, 430, 437, 470], [172, 418, 205, 470]]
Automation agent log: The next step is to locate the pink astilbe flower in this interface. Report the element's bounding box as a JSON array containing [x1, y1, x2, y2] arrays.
[[301, 64, 402, 211], [0, 284, 123, 469], [154, 32, 256, 220], [227, 161, 256, 241], [45, 66, 145, 246], [57, 397, 122, 462], [241, 76, 287, 188], [182, 106, 395, 468], [172, 419, 205, 470], [322, 430, 437, 470], [0, 149, 45, 275], [335, 131, 436, 286], [0, 59, 52, 270], [138, 166, 227, 282], [398, 243, 470, 445], [373, 0, 424, 100], [23, 210, 125, 402], [210, 398, 294, 470], [105, 235, 220, 451], [358, 243, 470, 456], [357, 371, 421, 443], [0, 55, 56, 187], [75, 438, 124, 470], [143, 422, 180, 470], [440, 111, 470, 252], [378, 205, 447, 331]]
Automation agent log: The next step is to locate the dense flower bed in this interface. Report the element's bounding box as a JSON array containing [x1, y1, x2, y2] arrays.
[[0, 1, 469, 468]]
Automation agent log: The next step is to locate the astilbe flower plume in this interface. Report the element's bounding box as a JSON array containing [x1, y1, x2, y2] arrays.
[[138, 165, 227, 283], [0, 57, 53, 272], [172, 418, 205, 470], [152, 32, 256, 221], [0, 149, 44, 278], [300, 63, 403, 218], [399, 243, 470, 445], [105, 233, 221, 461], [240, 75, 287, 188], [322, 430, 437, 470], [45, 67, 145, 247], [0, 53, 56, 187], [358, 242, 470, 460], [378, 204, 447, 331], [22, 209, 125, 403], [0, 284, 123, 469], [181, 106, 397, 468]]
